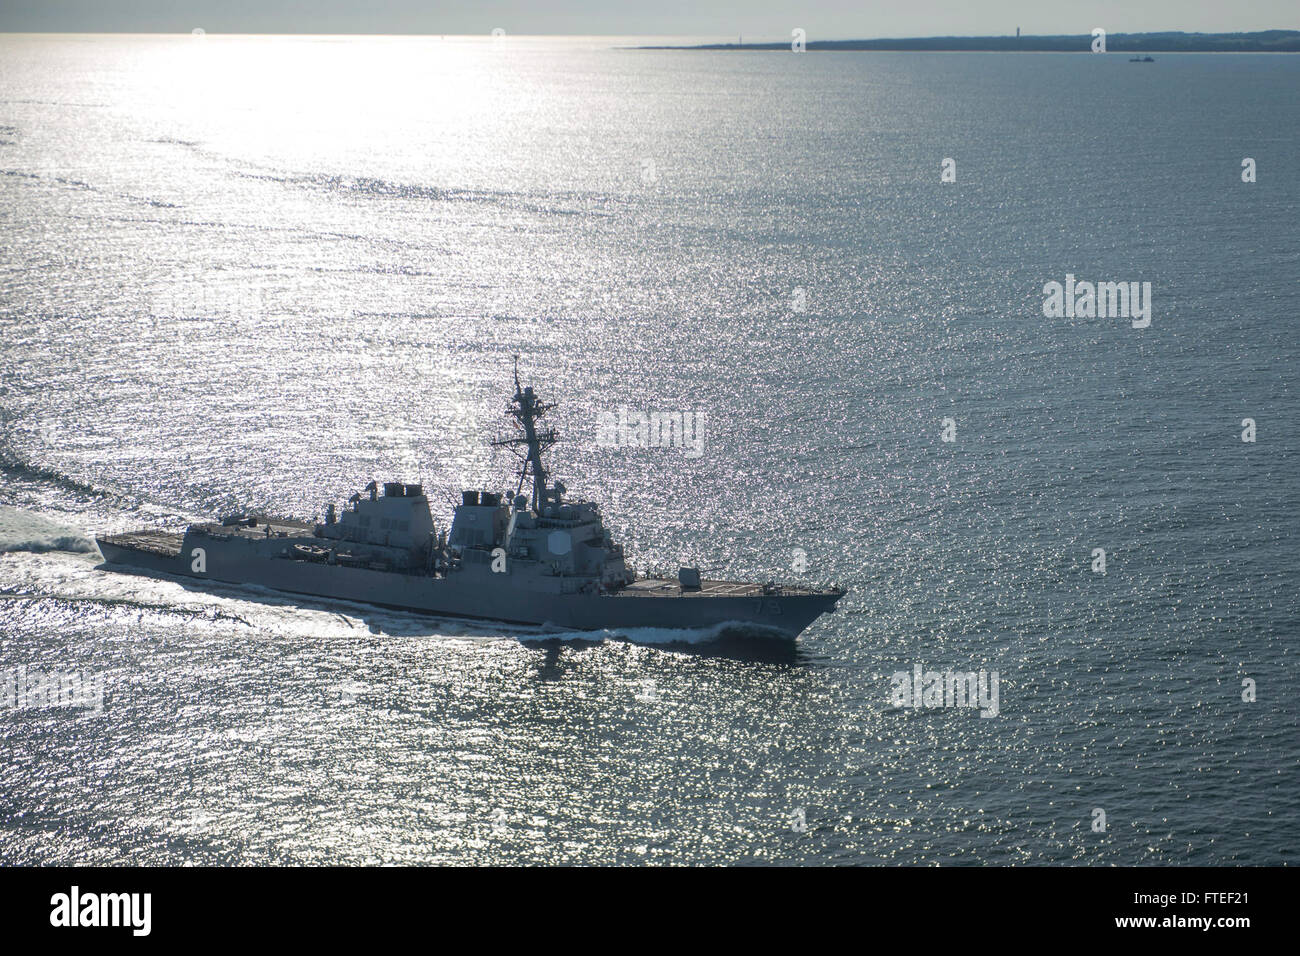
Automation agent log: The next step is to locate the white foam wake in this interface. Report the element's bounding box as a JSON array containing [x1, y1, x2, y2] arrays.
[[0, 506, 98, 555], [520, 619, 793, 646]]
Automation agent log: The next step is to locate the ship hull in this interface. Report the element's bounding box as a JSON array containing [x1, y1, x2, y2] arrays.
[[95, 537, 841, 639]]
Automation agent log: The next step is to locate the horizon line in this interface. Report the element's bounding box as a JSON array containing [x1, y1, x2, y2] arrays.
[[1, 28, 1297, 39]]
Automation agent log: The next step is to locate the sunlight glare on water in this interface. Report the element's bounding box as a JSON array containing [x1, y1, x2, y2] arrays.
[[0, 35, 1297, 864]]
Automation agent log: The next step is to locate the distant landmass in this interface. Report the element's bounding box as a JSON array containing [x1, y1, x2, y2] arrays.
[[643, 30, 1300, 53]]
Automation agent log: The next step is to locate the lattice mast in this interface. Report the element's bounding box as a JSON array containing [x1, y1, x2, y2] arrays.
[[490, 358, 558, 514]]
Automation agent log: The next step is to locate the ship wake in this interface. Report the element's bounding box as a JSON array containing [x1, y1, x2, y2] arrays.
[[523, 619, 796, 647], [0, 506, 98, 555]]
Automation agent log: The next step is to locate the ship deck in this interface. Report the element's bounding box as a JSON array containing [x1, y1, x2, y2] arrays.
[[99, 518, 316, 556], [97, 529, 184, 557], [190, 519, 317, 541]]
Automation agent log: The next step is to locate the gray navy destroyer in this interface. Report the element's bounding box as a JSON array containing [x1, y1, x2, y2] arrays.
[[96, 372, 845, 639]]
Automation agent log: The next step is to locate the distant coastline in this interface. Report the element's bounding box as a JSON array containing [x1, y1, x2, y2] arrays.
[[640, 30, 1300, 53]]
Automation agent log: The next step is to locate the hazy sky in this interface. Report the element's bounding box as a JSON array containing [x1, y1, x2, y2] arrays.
[[0, 1, 1296, 38]]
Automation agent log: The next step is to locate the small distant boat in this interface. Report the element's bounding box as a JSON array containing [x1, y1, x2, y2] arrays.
[[1129, 55, 1155, 62]]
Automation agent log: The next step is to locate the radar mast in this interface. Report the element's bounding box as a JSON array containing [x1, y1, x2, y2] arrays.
[[491, 357, 557, 514]]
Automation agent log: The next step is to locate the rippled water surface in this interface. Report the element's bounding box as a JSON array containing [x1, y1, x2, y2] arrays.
[[1, 35, 1297, 864]]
